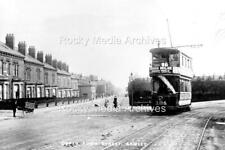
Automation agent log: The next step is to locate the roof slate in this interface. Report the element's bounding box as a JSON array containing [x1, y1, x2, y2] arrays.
[[24, 55, 44, 66], [44, 63, 56, 70], [0, 41, 25, 58]]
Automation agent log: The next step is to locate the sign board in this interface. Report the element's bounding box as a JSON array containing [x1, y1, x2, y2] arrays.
[[150, 67, 173, 74], [150, 66, 193, 78]]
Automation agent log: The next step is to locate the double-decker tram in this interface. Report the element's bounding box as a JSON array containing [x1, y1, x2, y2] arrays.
[[149, 47, 193, 111]]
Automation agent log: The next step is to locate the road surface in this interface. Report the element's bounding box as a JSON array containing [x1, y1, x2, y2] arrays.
[[0, 97, 225, 150]]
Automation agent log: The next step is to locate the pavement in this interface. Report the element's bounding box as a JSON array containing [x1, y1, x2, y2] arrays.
[[0, 97, 111, 121]]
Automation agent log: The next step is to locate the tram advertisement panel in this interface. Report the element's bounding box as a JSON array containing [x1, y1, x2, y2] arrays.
[[179, 92, 191, 106]]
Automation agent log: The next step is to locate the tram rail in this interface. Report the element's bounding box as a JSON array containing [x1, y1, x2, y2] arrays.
[[196, 116, 212, 150], [103, 111, 202, 150]]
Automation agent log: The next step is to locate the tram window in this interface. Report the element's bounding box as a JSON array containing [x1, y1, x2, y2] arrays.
[[153, 54, 158, 60], [169, 54, 179, 67], [180, 79, 191, 92], [152, 54, 169, 67], [184, 81, 188, 91], [180, 80, 185, 92], [186, 81, 191, 92]]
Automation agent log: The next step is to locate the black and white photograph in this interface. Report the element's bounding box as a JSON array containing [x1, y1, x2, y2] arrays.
[[0, 0, 225, 149]]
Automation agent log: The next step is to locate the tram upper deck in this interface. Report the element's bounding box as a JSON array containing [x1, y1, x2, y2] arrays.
[[149, 47, 193, 78]]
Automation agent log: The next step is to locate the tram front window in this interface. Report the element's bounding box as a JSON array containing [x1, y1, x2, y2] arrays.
[[152, 54, 168, 67], [152, 53, 179, 67]]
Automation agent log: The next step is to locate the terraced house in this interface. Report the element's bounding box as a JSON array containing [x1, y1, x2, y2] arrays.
[[56, 61, 72, 98], [0, 34, 25, 100], [71, 74, 79, 97], [0, 33, 81, 100], [22, 45, 45, 98], [43, 54, 57, 97]]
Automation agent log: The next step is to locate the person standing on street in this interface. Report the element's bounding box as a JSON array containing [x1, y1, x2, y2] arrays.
[[113, 96, 118, 108], [12, 99, 17, 117], [13, 90, 19, 117], [104, 99, 109, 108]]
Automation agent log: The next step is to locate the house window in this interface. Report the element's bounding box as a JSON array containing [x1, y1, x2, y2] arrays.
[[36, 68, 41, 81], [44, 72, 48, 84], [8, 63, 10, 75], [4, 62, 7, 75], [13, 63, 19, 77], [52, 73, 55, 84], [26, 68, 31, 80], [0, 61, 2, 75], [5, 62, 10, 75]]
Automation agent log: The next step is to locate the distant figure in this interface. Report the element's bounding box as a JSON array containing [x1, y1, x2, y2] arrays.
[[113, 96, 118, 108], [12, 99, 17, 117], [104, 99, 109, 108]]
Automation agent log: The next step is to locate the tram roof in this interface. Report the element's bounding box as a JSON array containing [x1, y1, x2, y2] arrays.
[[150, 47, 180, 54]]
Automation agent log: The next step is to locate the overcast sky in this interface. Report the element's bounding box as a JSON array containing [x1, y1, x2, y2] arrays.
[[0, 0, 225, 89]]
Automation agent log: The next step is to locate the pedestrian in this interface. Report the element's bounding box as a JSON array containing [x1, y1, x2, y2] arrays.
[[113, 96, 118, 108], [104, 99, 109, 108], [12, 99, 17, 117]]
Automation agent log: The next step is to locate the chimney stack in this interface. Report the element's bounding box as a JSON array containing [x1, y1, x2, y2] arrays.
[[57, 61, 62, 70], [18, 41, 26, 55], [62, 62, 66, 71], [61, 62, 69, 72], [45, 54, 53, 65], [66, 65, 69, 72], [37, 51, 44, 62], [28, 46, 36, 58], [52, 59, 57, 68], [6, 34, 15, 49]]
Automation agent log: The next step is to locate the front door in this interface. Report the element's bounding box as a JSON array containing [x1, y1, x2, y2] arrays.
[[13, 84, 19, 99]]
